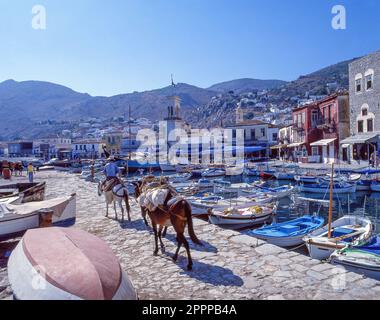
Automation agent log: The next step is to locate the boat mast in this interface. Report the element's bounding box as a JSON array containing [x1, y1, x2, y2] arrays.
[[128, 104, 132, 160], [328, 162, 334, 238]]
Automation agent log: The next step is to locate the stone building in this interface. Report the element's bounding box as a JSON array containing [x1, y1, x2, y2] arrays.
[[341, 50, 380, 163]]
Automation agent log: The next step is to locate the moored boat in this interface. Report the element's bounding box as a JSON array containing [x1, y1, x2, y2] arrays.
[[8, 227, 137, 300], [303, 215, 374, 260], [249, 215, 325, 247], [298, 182, 356, 194], [209, 205, 275, 229], [201, 168, 226, 178], [0, 193, 76, 241], [330, 235, 380, 280]]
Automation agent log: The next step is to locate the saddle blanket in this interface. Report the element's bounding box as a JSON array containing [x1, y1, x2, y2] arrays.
[[138, 189, 169, 212], [103, 178, 121, 192]]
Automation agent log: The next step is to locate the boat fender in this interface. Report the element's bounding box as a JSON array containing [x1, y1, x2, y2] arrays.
[[38, 209, 54, 228]]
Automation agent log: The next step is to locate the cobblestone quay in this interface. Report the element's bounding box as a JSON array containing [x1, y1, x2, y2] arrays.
[[1, 171, 379, 300]]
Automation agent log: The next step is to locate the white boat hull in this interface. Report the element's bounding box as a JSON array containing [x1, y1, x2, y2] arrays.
[[299, 185, 356, 194], [303, 215, 373, 260], [0, 194, 76, 241], [209, 211, 273, 229]]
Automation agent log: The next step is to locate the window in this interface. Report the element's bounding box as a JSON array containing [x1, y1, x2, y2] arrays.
[[301, 112, 306, 124], [272, 133, 278, 141], [260, 128, 266, 137], [366, 74, 373, 90], [367, 119, 374, 132], [92, 144, 95, 150], [362, 108, 368, 116], [312, 147, 319, 156], [356, 78, 362, 93], [232, 130, 236, 139], [311, 111, 318, 127], [358, 120, 364, 133], [251, 129, 256, 140]]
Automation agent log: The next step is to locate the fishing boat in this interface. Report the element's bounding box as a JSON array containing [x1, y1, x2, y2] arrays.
[[0, 193, 76, 241], [188, 194, 274, 216], [0, 182, 46, 203], [304, 216, 373, 260], [8, 227, 137, 300], [209, 205, 275, 229], [168, 173, 192, 183], [244, 168, 260, 176], [260, 170, 276, 180], [242, 184, 294, 199], [330, 235, 380, 280], [294, 175, 321, 184], [249, 215, 325, 247], [298, 182, 356, 194], [201, 168, 226, 177], [274, 171, 297, 180], [303, 163, 374, 260], [212, 180, 256, 196]]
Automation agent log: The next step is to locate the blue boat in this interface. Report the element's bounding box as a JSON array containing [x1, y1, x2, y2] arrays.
[[249, 215, 325, 247]]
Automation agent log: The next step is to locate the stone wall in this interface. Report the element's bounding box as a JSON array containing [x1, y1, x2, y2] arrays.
[[349, 50, 380, 135]]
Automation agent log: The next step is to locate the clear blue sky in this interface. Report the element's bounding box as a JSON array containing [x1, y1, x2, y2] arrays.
[[0, 0, 379, 96]]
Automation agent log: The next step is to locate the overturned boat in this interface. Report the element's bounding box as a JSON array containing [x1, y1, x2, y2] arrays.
[[8, 227, 137, 300]]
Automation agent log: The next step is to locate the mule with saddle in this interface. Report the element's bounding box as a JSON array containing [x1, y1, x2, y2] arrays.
[[133, 176, 202, 271], [98, 177, 131, 223]]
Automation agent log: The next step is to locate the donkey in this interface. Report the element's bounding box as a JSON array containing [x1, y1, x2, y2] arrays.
[[98, 181, 131, 222], [134, 182, 202, 271]]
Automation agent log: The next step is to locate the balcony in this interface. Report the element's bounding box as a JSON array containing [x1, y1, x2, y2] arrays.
[[316, 118, 337, 132], [292, 123, 305, 132]]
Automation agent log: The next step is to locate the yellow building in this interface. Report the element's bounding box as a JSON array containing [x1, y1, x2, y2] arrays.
[[102, 131, 123, 156]]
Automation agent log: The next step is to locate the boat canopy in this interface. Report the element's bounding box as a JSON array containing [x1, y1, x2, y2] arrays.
[[310, 138, 337, 147], [340, 133, 379, 145]]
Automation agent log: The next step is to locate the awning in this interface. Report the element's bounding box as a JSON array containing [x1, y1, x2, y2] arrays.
[[310, 138, 337, 147], [287, 142, 305, 148], [340, 133, 379, 145], [271, 144, 288, 150]]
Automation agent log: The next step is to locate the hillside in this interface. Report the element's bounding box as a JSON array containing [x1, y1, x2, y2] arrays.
[[208, 78, 287, 94], [0, 57, 359, 139]]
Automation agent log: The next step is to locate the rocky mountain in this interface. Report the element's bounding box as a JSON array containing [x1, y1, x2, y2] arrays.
[[186, 58, 356, 128], [208, 78, 287, 94], [0, 57, 358, 139]]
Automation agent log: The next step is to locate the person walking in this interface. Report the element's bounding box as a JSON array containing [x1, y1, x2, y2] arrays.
[[27, 163, 34, 183]]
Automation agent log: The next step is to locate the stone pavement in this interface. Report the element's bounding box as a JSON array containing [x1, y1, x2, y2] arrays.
[[0, 171, 379, 300]]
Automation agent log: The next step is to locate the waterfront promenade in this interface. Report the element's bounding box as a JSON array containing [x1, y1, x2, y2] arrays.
[[0, 171, 379, 300]]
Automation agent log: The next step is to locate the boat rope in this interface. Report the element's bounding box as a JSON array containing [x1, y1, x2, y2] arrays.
[[288, 242, 306, 251]]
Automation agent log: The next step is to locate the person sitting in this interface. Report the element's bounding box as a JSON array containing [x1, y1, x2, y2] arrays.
[[102, 156, 121, 192]]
